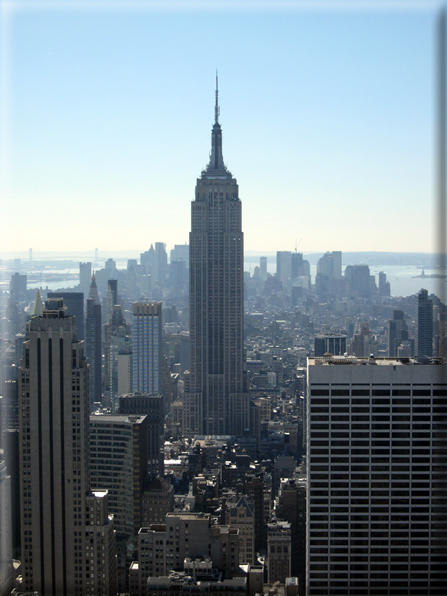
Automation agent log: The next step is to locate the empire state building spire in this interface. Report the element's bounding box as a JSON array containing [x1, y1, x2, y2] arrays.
[[204, 72, 229, 177]]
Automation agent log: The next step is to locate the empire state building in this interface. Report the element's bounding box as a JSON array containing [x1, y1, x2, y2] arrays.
[[185, 78, 250, 437]]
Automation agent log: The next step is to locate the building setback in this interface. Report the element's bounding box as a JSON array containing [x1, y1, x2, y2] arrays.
[[306, 355, 447, 596]]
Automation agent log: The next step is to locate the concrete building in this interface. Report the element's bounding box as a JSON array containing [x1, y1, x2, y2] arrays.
[[18, 299, 117, 595], [306, 355, 447, 595], [267, 521, 291, 584], [132, 302, 162, 395], [186, 77, 249, 436], [416, 289, 433, 357]]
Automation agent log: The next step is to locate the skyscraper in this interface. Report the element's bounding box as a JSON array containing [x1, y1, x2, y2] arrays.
[[187, 77, 249, 436], [416, 288, 433, 357], [79, 261, 92, 300], [132, 302, 162, 394], [18, 299, 117, 595], [306, 354, 446, 595], [85, 274, 102, 407]]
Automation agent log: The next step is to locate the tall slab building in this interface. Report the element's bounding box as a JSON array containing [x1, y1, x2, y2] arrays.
[[186, 78, 249, 436]]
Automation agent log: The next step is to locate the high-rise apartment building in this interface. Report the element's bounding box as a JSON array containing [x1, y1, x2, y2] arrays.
[[132, 302, 162, 394], [186, 78, 249, 436], [306, 355, 446, 596], [416, 288, 433, 357], [18, 299, 117, 595]]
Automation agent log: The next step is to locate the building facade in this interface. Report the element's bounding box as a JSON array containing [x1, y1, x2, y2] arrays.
[[186, 78, 249, 436], [306, 355, 446, 595]]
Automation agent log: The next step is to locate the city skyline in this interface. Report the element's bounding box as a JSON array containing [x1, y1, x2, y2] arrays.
[[0, 1, 440, 254]]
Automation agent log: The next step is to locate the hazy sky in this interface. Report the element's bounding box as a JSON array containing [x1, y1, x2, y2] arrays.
[[0, 0, 442, 256]]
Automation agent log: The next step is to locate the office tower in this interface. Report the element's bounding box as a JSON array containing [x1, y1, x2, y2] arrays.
[[416, 288, 434, 357], [104, 303, 131, 405], [90, 415, 148, 542], [260, 256, 268, 282], [140, 245, 156, 276], [276, 251, 292, 287], [378, 270, 391, 296], [48, 291, 85, 341], [10, 272, 27, 296], [388, 309, 410, 357], [169, 259, 186, 291], [79, 262, 92, 299], [132, 302, 162, 394], [267, 521, 292, 583], [345, 264, 371, 297], [18, 299, 117, 595], [187, 77, 249, 436], [306, 355, 446, 596], [119, 393, 164, 479], [170, 244, 189, 264], [0, 459, 13, 596], [291, 252, 311, 280], [106, 279, 118, 324], [314, 333, 347, 357], [153, 242, 168, 285], [86, 275, 102, 407]]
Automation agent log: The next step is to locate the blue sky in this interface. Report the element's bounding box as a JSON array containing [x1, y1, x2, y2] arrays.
[[0, 0, 441, 254]]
